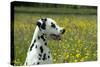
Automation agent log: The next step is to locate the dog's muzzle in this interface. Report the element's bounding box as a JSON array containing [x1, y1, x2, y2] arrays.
[[50, 29, 65, 40], [50, 34, 61, 40]]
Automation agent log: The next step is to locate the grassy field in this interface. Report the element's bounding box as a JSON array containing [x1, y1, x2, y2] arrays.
[[15, 7, 97, 15], [13, 10, 97, 65]]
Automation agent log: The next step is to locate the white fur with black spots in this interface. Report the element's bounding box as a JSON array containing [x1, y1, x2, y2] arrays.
[[24, 18, 65, 65]]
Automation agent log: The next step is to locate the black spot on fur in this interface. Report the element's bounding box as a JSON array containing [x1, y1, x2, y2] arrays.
[[35, 45, 37, 48], [30, 39, 36, 51], [37, 62, 40, 64], [39, 54, 42, 57], [51, 22, 56, 28], [40, 46, 43, 53], [48, 55, 50, 58], [38, 53, 42, 60], [30, 43, 34, 51], [42, 53, 47, 61], [39, 58, 41, 60], [34, 39, 36, 43], [44, 42, 47, 46], [41, 35, 45, 41], [38, 36, 40, 39]]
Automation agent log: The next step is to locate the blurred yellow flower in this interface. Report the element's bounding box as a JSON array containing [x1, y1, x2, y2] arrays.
[[76, 54, 80, 58], [74, 60, 78, 62]]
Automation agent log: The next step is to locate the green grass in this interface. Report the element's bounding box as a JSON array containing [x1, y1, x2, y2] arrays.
[[15, 7, 97, 15], [13, 13, 97, 66]]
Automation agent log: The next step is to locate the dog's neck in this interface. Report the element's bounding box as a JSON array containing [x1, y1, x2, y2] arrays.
[[30, 26, 47, 45]]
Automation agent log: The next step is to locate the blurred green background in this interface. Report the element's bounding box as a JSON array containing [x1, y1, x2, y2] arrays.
[[12, 2, 97, 66]]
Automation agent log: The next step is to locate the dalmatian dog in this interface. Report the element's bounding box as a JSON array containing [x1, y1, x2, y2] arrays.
[[24, 18, 65, 65]]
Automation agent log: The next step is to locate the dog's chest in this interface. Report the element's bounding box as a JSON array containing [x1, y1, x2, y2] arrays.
[[27, 40, 52, 64]]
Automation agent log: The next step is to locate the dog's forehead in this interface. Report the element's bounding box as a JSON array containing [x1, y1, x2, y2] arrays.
[[47, 18, 56, 24], [44, 18, 57, 26], [38, 18, 56, 24]]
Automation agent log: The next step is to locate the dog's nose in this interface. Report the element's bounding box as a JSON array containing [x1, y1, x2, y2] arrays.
[[60, 29, 65, 34]]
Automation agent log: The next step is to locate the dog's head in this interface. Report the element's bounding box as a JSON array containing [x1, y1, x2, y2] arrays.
[[37, 18, 65, 40]]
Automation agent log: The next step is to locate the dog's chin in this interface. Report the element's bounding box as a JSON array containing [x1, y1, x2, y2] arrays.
[[50, 34, 61, 40]]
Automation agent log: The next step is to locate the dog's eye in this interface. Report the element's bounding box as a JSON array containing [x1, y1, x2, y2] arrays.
[[51, 23, 56, 28]]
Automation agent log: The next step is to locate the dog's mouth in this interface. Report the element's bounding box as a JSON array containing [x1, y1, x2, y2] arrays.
[[50, 34, 61, 40]]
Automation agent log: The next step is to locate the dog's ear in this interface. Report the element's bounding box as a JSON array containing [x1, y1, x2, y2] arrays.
[[40, 18, 47, 30], [37, 18, 46, 30], [37, 21, 41, 28], [41, 21, 46, 30]]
